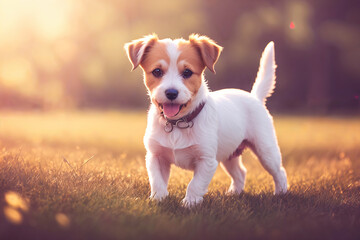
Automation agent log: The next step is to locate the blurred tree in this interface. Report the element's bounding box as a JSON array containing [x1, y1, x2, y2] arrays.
[[0, 0, 358, 112]]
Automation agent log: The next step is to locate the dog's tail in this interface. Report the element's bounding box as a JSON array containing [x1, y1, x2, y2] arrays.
[[251, 41, 277, 103]]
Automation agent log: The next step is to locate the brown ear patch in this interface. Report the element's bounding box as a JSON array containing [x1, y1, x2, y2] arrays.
[[140, 41, 170, 92], [124, 34, 158, 70], [178, 42, 204, 95], [189, 34, 223, 73]]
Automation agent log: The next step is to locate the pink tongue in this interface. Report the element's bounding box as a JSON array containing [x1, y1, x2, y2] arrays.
[[163, 103, 181, 117]]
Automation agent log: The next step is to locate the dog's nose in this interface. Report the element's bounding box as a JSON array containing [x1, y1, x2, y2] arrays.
[[165, 89, 178, 100]]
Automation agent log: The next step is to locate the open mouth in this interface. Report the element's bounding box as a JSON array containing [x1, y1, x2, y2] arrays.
[[158, 102, 188, 118]]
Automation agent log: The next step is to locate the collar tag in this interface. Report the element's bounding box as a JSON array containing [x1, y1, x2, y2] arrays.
[[176, 119, 194, 129], [164, 121, 174, 133], [164, 118, 193, 133]]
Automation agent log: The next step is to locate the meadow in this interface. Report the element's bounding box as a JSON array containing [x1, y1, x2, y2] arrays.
[[0, 111, 359, 240]]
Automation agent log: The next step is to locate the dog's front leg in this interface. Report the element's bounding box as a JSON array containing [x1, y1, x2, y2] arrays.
[[146, 152, 170, 201], [182, 157, 218, 207]]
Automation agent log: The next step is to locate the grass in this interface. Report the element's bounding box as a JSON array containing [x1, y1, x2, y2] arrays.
[[0, 110, 359, 240]]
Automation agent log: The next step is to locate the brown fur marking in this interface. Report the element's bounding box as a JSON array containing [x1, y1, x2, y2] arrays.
[[178, 42, 205, 96], [189, 34, 223, 73], [141, 42, 170, 92], [229, 140, 250, 159]]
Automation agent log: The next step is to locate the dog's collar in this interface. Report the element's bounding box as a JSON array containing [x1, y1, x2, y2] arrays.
[[160, 102, 205, 133]]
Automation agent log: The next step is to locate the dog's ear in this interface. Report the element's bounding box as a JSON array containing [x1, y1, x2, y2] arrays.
[[189, 34, 223, 73], [124, 34, 158, 70]]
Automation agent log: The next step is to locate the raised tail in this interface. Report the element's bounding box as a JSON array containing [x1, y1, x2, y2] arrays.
[[251, 41, 277, 103]]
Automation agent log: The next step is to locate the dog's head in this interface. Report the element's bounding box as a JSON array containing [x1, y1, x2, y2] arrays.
[[124, 34, 222, 119]]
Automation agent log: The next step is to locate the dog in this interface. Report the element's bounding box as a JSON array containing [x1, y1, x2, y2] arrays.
[[124, 34, 288, 207]]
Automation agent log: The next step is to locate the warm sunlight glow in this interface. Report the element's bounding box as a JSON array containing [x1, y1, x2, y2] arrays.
[[0, 58, 37, 95], [0, 0, 73, 40]]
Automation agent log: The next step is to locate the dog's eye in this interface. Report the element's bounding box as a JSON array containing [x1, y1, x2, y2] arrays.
[[182, 69, 193, 79], [152, 68, 163, 78]]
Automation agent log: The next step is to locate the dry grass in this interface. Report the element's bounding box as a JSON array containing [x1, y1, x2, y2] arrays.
[[0, 111, 359, 240]]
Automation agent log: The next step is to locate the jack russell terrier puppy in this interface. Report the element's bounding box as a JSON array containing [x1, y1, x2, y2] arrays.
[[125, 34, 288, 207]]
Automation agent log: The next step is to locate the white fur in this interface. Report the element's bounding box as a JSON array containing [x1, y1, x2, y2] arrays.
[[143, 40, 288, 207], [251, 41, 277, 102]]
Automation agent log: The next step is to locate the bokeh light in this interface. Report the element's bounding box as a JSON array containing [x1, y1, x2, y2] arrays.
[[55, 213, 70, 228], [5, 191, 29, 212], [4, 206, 23, 225], [290, 22, 295, 29]]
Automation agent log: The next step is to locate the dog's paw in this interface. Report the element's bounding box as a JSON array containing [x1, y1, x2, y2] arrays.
[[150, 190, 169, 201], [226, 184, 243, 195], [226, 189, 241, 196], [181, 195, 203, 208], [274, 167, 288, 195], [274, 185, 288, 195]]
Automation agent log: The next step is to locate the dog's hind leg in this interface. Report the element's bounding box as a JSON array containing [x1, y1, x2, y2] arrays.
[[248, 132, 288, 194], [220, 156, 246, 194]]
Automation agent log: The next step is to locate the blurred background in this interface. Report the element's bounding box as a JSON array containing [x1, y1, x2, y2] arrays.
[[0, 0, 359, 113]]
